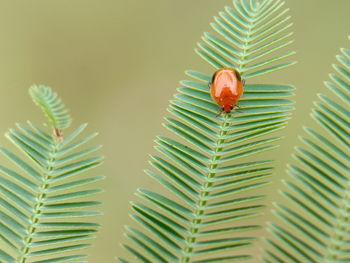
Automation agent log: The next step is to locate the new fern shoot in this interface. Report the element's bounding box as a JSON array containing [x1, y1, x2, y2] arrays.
[[29, 85, 72, 142]]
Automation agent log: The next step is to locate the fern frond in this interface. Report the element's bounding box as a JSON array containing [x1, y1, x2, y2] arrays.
[[29, 85, 72, 130], [0, 87, 103, 263], [197, 0, 295, 78], [119, 0, 295, 262], [263, 41, 350, 262]]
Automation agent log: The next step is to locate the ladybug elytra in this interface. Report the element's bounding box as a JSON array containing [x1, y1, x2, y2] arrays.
[[209, 68, 245, 115]]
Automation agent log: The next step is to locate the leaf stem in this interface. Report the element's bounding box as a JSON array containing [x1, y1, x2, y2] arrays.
[[181, 113, 231, 263], [19, 137, 59, 263], [181, 6, 260, 261]]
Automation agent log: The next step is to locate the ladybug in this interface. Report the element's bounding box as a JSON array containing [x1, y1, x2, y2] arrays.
[[209, 68, 245, 115]]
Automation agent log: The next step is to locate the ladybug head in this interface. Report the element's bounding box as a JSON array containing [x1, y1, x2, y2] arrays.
[[223, 105, 234, 113]]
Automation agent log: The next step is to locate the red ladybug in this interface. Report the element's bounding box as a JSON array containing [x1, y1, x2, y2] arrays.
[[209, 68, 244, 114]]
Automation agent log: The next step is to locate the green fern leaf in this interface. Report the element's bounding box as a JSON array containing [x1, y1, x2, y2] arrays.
[[197, 0, 296, 77], [119, 0, 295, 262], [0, 87, 103, 263], [263, 41, 350, 262], [29, 85, 72, 131]]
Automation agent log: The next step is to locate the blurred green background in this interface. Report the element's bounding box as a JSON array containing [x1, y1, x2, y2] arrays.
[[0, 0, 349, 262]]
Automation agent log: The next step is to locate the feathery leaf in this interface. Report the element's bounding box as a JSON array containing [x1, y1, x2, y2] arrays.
[[263, 39, 350, 262], [120, 0, 295, 262], [29, 85, 72, 130], [0, 88, 103, 263]]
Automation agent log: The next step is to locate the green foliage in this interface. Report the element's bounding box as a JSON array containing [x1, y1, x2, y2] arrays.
[[197, 0, 295, 77], [0, 86, 103, 262], [29, 85, 72, 130], [119, 0, 295, 262], [263, 43, 350, 261]]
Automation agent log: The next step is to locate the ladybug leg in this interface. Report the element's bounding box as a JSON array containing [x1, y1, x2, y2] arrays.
[[233, 104, 243, 113], [242, 79, 246, 86], [208, 82, 211, 89], [216, 107, 223, 117]]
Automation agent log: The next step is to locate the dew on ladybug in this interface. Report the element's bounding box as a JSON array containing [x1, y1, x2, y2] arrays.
[[209, 68, 245, 115]]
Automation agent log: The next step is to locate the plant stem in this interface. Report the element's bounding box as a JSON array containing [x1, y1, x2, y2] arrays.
[[180, 8, 257, 262], [180, 2, 266, 260], [18, 137, 59, 263], [181, 113, 231, 263]]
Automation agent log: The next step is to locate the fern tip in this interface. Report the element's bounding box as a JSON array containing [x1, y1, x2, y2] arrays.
[[209, 22, 217, 28], [29, 84, 72, 130], [203, 32, 210, 38], [4, 131, 10, 139]]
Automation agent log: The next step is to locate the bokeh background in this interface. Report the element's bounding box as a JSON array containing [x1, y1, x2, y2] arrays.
[[0, 0, 349, 262]]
